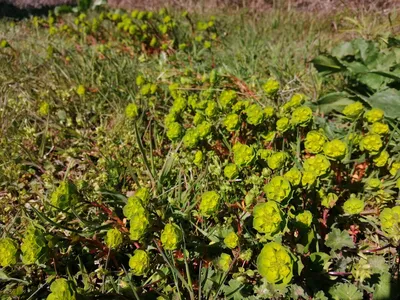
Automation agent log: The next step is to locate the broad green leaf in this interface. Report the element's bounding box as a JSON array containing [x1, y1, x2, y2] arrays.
[[329, 283, 363, 300], [367, 89, 400, 119], [325, 228, 354, 250], [341, 61, 369, 74], [358, 73, 386, 90], [332, 42, 354, 59], [373, 272, 392, 300], [313, 92, 354, 114], [312, 55, 344, 75], [368, 256, 389, 274], [309, 252, 331, 272], [222, 279, 245, 300]]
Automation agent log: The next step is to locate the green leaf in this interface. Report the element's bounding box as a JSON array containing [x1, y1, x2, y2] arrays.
[[329, 283, 363, 300], [222, 279, 245, 300], [313, 92, 354, 114], [367, 89, 400, 119], [312, 55, 344, 75], [373, 272, 392, 300], [358, 73, 386, 90], [325, 228, 354, 251], [368, 256, 389, 274], [309, 252, 331, 272], [332, 42, 354, 59]]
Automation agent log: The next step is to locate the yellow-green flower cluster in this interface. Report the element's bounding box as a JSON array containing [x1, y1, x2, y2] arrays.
[[233, 143, 255, 167], [267, 152, 287, 170], [224, 232, 239, 249], [224, 163, 239, 179], [167, 122, 183, 141], [105, 228, 123, 249], [343, 197, 364, 215], [216, 253, 232, 272], [373, 150, 389, 167], [224, 113, 240, 131], [365, 108, 384, 123], [390, 162, 400, 176], [257, 242, 293, 284], [264, 176, 292, 202], [205, 101, 218, 117], [232, 100, 250, 113], [276, 117, 290, 132], [123, 197, 149, 240], [161, 223, 182, 250], [302, 171, 317, 187], [342, 102, 363, 119], [129, 249, 150, 276], [296, 210, 313, 229], [193, 150, 203, 166], [47, 278, 76, 300], [264, 106, 275, 118], [171, 96, 187, 114], [359, 134, 383, 155], [38, 101, 50, 116], [305, 131, 327, 154], [219, 90, 237, 108], [303, 154, 331, 177], [263, 78, 280, 96], [370, 122, 389, 135], [253, 202, 283, 236], [0, 238, 18, 267], [323, 139, 347, 160], [199, 191, 220, 216], [245, 104, 264, 125], [135, 187, 150, 205], [76, 85, 85, 96], [197, 121, 212, 139], [125, 103, 139, 119], [51, 181, 78, 210], [291, 106, 313, 127], [284, 167, 302, 186], [366, 178, 381, 189], [183, 128, 200, 148], [320, 191, 338, 208], [380, 206, 400, 241], [21, 225, 48, 265]]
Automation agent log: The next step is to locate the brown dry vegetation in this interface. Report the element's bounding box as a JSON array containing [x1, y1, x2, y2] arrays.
[[108, 0, 400, 12], [2, 0, 400, 11]]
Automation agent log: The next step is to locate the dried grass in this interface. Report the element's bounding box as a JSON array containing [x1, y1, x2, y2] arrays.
[[1, 0, 399, 11]]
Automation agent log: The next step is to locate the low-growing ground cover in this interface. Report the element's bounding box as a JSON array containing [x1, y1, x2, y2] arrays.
[[0, 4, 400, 299]]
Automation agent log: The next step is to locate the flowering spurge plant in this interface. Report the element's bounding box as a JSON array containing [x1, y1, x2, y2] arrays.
[[31, 9, 220, 57], [1, 13, 400, 297]]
